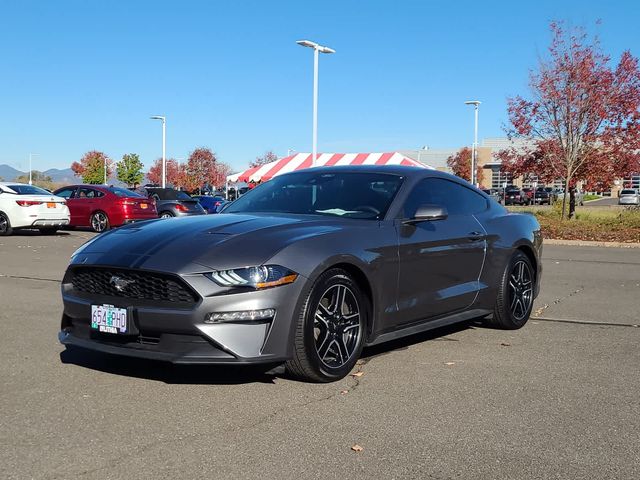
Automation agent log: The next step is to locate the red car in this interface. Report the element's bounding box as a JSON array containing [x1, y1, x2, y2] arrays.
[[53, 185, 158, 232]]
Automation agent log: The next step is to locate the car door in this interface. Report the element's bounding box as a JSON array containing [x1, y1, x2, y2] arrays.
[[395, 178, 487, 325], [55, 187, 79, 224], [74, 187, 100, 225]]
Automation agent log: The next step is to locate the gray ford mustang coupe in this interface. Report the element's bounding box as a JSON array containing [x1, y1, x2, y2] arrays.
[[59, 166, 542, 382]]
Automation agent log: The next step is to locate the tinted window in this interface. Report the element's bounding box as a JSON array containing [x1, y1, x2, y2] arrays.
[[108, 187, 144, 198], [55, 187, 76, 199], [147, 188, 193, 201], [5, 184, 52, 195], [225, 172, 404, 220], [403, 178, 487, 217]]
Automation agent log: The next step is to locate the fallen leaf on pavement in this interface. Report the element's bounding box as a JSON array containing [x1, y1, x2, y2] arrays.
[[340, 390, 349, 395], [351, 371, 364, 377], [444, 362, 456, 366], [500, 342, 511, 347], [351, 444, 364, 452]]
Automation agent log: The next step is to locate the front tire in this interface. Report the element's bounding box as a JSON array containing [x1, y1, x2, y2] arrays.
[[90, 211, 110, 233], [286, 268, 366, 382], [488, 251, 535, 330], [0, 212, 13, 236]]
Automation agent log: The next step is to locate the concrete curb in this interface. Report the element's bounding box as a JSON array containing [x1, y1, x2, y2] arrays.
[[544, 238, 640, 248]]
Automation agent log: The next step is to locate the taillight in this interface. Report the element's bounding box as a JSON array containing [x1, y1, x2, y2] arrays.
[[16, 200, 43, 207], [175, 204, 188, 212]]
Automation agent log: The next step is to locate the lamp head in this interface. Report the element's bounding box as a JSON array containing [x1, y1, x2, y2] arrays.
[[296, 40, 318, 48]]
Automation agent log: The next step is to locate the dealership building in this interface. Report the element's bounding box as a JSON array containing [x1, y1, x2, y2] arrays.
[[402, 137, 638, 193]]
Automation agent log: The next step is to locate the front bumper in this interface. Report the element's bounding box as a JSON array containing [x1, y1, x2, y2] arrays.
[[59, 270, 308, 365]]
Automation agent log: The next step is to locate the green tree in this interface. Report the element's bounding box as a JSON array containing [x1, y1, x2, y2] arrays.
[[116, 153, 145, 187], [71, 151, 113, 184]]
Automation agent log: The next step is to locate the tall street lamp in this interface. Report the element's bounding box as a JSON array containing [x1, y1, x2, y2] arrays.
[[150, 115, 167, 187], [296, 39, 335, 167], [28, 153, 39, 185], [464, 100, 481, 186]]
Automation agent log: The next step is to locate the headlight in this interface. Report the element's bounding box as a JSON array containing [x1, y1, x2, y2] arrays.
[[205, 265, 298, 289]]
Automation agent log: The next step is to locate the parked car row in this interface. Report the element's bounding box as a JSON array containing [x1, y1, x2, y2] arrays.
[[0, 181, 234, 236]]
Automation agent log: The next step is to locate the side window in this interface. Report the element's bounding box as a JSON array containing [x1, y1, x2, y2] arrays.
[[403, 178, 487, 217], [77, 188, 93, 199], [55, 188, 76, 199]]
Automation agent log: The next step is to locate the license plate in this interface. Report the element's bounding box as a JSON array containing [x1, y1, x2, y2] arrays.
[[140, 203, 148, 209], [91, 304, 127, 334], [47, 202, 56, 208]]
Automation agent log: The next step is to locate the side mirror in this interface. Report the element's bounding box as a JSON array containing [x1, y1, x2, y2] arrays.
[[404, 204, 448, 224]]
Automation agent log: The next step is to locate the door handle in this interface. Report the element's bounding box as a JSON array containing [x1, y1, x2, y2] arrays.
[[467, 231, 485, 241]]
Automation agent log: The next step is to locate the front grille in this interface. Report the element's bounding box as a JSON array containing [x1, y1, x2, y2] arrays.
[[70, 267, 199, 304]]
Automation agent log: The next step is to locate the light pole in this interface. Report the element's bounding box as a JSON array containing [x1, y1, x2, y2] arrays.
[[464, 100, 481, 186], [28, 153, 39, 185], [104, 154, 107, 185], [150, 116, 166, 187], [296, 40, 335, 167]]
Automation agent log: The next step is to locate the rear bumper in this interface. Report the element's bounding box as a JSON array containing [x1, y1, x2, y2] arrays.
[[31, 218, 69, 227]]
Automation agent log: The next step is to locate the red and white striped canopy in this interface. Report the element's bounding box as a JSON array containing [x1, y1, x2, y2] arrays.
[[227, 152, 431, 184]]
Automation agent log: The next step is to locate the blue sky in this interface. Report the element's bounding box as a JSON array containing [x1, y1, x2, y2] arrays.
[[0, 0, 638, 173]]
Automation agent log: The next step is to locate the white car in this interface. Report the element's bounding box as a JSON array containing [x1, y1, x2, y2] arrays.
[[618, 189, 640, 205], [0, 182, 70, 235]]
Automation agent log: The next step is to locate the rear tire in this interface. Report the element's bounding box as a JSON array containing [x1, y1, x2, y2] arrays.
[[90, 211, 110, 233], [487, 250, 535, 330], [0, 212, 13, 236], [285, 268, 366, 382], [160, 211, 174, 219]]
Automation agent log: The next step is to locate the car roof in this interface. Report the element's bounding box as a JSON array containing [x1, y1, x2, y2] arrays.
[[0, 181, 31, 187], [56, 184, 108, 189]]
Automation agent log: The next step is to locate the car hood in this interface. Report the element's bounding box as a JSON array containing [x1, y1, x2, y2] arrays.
[[71, 213, 347, 274]]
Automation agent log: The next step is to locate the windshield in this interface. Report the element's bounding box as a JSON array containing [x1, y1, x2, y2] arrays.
[[224, 171, 404, 220], [5, 184, 52, 195], [108, 187, 144, 198], [620, 189, 637, 195]]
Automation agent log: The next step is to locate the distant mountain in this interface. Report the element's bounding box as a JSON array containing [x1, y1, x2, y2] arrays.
[[0, 164, 22, 181], [0, 164, 76, 184], [0, 164, 151, 186], [42, 167, 76, 183]]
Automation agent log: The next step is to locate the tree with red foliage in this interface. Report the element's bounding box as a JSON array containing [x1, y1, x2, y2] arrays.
[[181, 147, 220, 193], [251, 150, 278, 168], [147, 158, 181, 186], [446, 147, 484, 185], [71, 151, 113, 184], [498, 22, 640, 219]]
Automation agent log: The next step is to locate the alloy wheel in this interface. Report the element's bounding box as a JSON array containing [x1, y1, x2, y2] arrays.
[[0, 214, 7, 233], [509, 260, 533, 321], [313, 284, 362, 369], [91, 212, 108, 232]]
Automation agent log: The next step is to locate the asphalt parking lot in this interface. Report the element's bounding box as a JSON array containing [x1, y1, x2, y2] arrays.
[[1, 231, 639, 479]]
